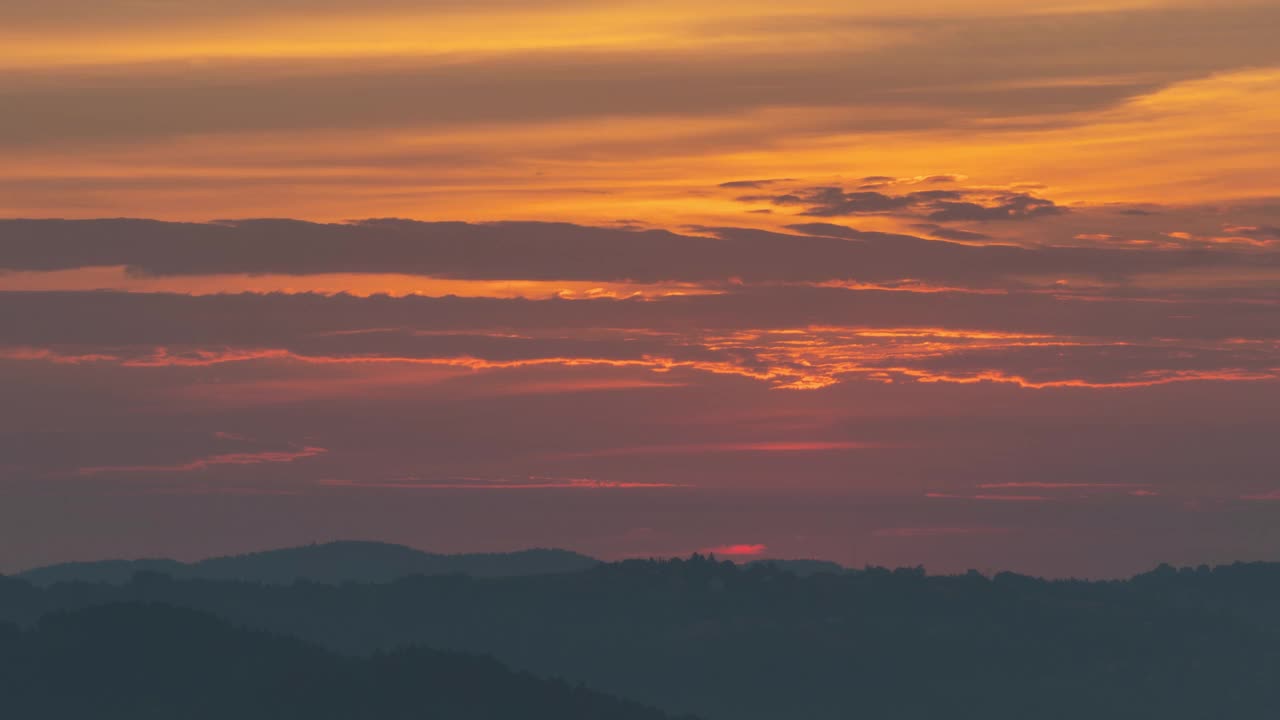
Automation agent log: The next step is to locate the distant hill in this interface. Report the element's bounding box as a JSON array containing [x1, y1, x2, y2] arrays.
[[15, 558, 189, 586], [5, 557, 1280, 719], [16, 541, 600, 586], [0, 603, 697, 720]]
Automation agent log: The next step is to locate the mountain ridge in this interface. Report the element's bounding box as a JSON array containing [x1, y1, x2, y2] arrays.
[[16, 541, 601, 586], [16, 541, 855, 586], [5, 556, 1279, 719]]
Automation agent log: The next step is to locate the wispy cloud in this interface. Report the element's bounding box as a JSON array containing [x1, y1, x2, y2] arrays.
[[872, 527, 1011, 538], [549, 441, 883, 459], [977, 482, 1150, 490], [318, 476, 688, 491], [925, 493, 1052, 502], [1241, 490, 1280, 501], [77, 446, 327, 476]]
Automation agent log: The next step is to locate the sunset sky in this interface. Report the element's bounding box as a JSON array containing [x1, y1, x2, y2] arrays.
[[2, 0, 1278, 577]]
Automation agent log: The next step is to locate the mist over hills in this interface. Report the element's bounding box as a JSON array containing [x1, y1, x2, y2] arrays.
[[16, 541, 601, 586], [4, 555, 1279, 719], [0, 603, 696, 720]]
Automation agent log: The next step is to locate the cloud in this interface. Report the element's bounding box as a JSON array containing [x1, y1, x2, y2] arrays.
[[0, 0, 551, 27], [977, 482, 1149, 490], [718, 179, 792, 189], [1241, 490, 1280, 501], [750, 188, 921, 215], [0, 48, 1150, 147], [702, 543, 767, 557], [926, 493, 1052, 502], [737, 184, 1066, 222], [1221, 225, 1280, 245], [2, 326, 1277, 578], [6, 5, 1279, 148], [76, 446, 327, 476], [909, 224, 992, 241], [872, 527, 1010, 538], [549, 441, 883, 458], [1, 282, 1276, 392], [926, 194, 1067, 222], [3, 218, 1274, 288], [318, 476, 686, 490]]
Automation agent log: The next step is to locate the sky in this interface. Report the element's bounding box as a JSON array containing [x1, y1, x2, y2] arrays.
[[1, 0, 1278, 577]]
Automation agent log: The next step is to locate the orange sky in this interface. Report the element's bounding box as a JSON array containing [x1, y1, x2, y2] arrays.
[[1, 0, 1278, 576], [2, 0, 1278, 224]]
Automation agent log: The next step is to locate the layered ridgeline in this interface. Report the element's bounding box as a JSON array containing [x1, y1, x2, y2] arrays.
[[3, 556, 1280, 719], [16, 541, 600, 585], [15, 541, 839, 585], [0, 603, 697, 720]]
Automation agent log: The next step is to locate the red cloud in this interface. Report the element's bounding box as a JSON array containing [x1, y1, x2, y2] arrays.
[[702, 544, 768, 557]]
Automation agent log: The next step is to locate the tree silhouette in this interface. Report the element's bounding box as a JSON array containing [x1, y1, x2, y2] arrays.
[[3, 558, 1280, 719]]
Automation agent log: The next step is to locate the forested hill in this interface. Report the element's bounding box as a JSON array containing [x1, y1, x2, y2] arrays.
[[0, 603, 697, 720], [3, 557, 1280, 719]]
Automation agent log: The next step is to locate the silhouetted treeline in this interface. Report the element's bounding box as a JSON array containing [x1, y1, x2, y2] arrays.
[[3, 557, 1280, 719], [0, 603, 696, 720]]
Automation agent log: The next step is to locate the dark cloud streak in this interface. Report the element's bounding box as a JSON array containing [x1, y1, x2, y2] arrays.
[[2, 218, 1272, 286]]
